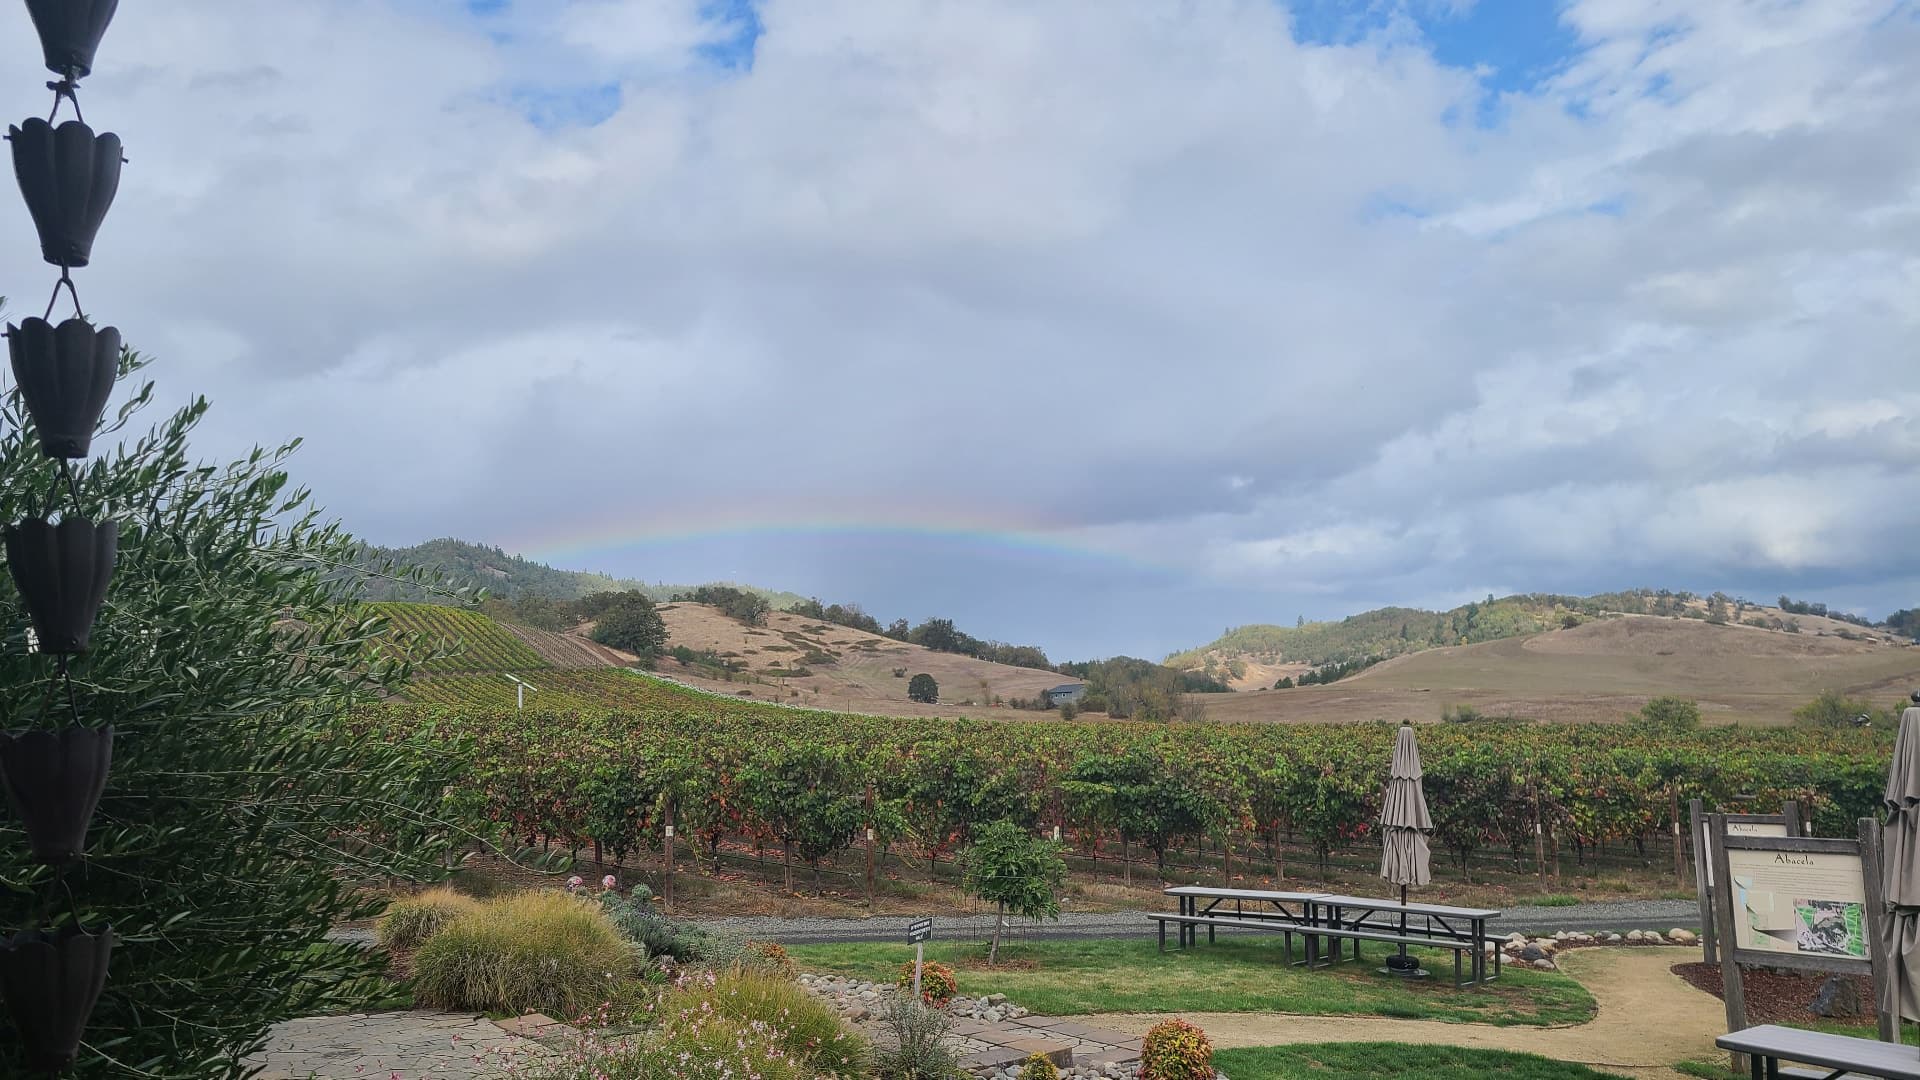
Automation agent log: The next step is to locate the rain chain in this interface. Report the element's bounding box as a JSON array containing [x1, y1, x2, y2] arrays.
[[0, 1, 125, 1073]]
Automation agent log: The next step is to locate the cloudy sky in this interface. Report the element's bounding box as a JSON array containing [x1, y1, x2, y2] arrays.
[[6, 0, 1917, 659]]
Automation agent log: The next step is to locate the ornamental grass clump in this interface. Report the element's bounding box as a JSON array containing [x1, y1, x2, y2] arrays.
[[683, 970, 869, 1078], [1139, 1018, 1214, 1080], [501, 1013, 807, 1080], [411, 890, 638, 1018], [376, 887, 481, 952], [896, 959, 957, 1004]]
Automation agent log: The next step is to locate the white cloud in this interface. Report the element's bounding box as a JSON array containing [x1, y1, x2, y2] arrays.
[[1, 0, 1914, 651]]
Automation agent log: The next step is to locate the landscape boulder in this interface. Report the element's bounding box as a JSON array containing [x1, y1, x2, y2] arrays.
[[1519, 945, 1546, 962], [1811, 976, 1864, 1019], [1669, 928, 1698, 945]]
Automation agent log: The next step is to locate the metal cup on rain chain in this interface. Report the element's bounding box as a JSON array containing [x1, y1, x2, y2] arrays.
[[4, 518, 118, 654], [8, 317, 120, 458], [9, 118, 122, 268]]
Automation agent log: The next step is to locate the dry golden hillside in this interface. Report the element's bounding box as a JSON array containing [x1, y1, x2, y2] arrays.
[[1198, 614, 1920, 727], [653, 603, 1074, 719]]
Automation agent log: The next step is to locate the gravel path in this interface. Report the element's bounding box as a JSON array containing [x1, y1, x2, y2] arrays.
[[688, 898, 1702, 944]]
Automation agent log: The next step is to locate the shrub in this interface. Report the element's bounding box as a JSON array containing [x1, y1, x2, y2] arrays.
[[897, 959, 957, 1004], [908, 673, 939, 703], [700, 971, 870, 1078], [411, 891, 638, 1018], [751, 941, 798, 979], [1632, 696, 1701, 732], [599, 887, 713, 962], [377, 887, 481, 952], [872, 996, 965, 1080], [511, 1013, 808, 1080], [1139, 1018, 1213, 1080], [1019, 1052, 1061, 1080]]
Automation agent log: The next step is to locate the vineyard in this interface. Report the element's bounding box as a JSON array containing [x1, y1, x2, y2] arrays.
[[372, 602, 552, 674], [407, 669, 676, 710], [364, 674, 1892, 891]]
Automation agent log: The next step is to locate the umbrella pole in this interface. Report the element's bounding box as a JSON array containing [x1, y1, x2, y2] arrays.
[[1399, 883, 1409, 961]]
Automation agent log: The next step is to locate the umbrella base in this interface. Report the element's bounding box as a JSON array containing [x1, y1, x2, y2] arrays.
[[1382, 954, 1427, 978]]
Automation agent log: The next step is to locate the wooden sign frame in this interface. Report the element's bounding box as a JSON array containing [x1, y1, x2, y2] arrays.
[[1706, 814, 1894, 1071], [1691, 799, 1802, 964]]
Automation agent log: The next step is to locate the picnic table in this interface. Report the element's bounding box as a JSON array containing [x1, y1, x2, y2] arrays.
[[1151, 886, 1502, 988], [1716, 1025, 1920, 1080]]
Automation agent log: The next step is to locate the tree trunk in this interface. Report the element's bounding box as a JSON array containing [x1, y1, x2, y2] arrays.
[[990, 901, 1004, 965], [1122, 837, 1131, 886], [783, 840, 794, 893]]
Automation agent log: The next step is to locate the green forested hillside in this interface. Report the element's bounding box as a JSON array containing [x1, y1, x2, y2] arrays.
[[348, 537, 806, 608], [1167, 591, 1559, 668]]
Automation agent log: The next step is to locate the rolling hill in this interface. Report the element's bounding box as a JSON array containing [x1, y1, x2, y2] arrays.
[[1195, 614, 1920, 727], [1168, 589, 1906, 691], [652, 602, 1071, 719], [375, 599, 1075, 720], [349, 537, 806, 609]]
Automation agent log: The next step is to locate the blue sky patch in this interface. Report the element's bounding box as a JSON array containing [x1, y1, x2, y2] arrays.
[[510, 81, 623, 129], [697, 0, 762, 71]]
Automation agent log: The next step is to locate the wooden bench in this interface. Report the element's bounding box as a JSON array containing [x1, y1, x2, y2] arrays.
[[1716, 1023, 1920, 1079], [1147, 912, 1488, 987]]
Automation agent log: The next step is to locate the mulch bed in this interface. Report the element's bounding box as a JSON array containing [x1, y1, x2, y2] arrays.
[[1673, 961, 1877, 1025]]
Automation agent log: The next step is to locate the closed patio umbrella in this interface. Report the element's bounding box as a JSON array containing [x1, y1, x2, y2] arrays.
[[1380, 721, 1432, 973], [1881, 692, 1920, 1034]]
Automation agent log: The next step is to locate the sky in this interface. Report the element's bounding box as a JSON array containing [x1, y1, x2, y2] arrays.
[[3, 0, 1916, 660]]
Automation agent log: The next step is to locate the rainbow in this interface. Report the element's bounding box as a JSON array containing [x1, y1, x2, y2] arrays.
[[507, 506, 1162, 573]]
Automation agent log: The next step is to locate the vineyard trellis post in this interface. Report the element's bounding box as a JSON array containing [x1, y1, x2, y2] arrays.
[[662, 799, 675, 912]]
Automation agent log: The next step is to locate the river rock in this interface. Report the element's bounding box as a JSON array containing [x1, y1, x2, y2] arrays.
[[1519, 945, 1546, 962], [1669, 928, 1698, 945], [1531, 959, 1556, 970]]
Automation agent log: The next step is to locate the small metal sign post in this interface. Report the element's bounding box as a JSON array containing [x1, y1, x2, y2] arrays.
[[907, 917, 933, 1000]]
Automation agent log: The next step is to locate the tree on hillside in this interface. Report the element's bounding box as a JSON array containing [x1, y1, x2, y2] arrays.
[[590, 592, 668, 663], [0, 342, 459, 1075], [907, 673, 939, 703], [962, 820, 1066, 963]]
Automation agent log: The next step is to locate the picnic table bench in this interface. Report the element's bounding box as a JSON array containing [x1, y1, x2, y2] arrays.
[[1150, 886, 1501, 988], [1716, 1025, 1920, 1080]]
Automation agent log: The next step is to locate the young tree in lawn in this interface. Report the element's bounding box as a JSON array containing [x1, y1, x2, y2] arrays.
[[962, 820, 1066, 964]]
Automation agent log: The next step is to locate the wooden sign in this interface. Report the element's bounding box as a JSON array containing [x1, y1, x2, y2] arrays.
[[1706, 814, 1894, 1072], [906, 917, 933, 944], [1691, 799, 1801, 963]]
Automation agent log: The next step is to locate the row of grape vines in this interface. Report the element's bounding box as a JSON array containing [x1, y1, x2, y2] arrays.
[[363, 676, 1891, 876]]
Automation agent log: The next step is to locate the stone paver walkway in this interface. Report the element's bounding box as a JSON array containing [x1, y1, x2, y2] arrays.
[[244, 1011, 551, 1079], [952, 1015, 1142, 1074]]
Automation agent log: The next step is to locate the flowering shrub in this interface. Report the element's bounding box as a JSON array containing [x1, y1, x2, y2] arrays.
[[702, 970, 869, 1078], [751, 940, 798, 979], [1139, 1018, 1213, 1080], [896, 959, 957, 1004], [873, 995, 965, 1080], [602, 873, 619, 891], [376, 887, 480, 952], [503, 1012, 808, 1080]]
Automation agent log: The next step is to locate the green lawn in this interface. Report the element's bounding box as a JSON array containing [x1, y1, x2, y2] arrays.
[[785, 936, 1594, 1026], [1215, 1043, 1625, 1080]]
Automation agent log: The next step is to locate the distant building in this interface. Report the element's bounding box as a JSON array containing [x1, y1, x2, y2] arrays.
[[1045, 683, 1086, 707]]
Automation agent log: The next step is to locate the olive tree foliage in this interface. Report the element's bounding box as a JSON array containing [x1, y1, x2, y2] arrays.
[[0, 340, 465, 1077]]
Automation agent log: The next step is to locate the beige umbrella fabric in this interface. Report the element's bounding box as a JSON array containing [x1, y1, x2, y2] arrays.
[[1881, 697, 1920, 1025], [1380, 721, 1432, 888]]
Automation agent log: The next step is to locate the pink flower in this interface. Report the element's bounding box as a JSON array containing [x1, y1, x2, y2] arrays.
[[601, 874, 618, 891], [566, 875, 584, 892]]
